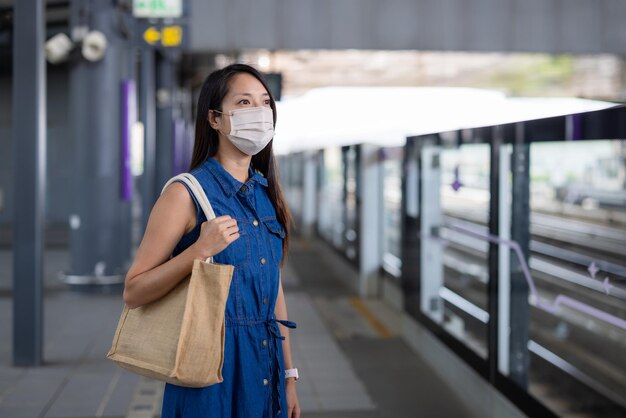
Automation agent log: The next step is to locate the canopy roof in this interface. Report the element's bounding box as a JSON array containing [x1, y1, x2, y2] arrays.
[[274, 87, 616, 154]]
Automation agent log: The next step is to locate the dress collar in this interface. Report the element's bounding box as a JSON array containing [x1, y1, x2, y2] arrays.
[[203, 158, 268, 197]]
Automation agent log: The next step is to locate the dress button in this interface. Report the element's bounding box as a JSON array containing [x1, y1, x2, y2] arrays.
[[263, 298, 267, 304], [240, 185, 246, 192], [261, 258, 266, 265], [262, 339, 267, 347], [263, 378, 268, 386], [253, 220, 259, 227]]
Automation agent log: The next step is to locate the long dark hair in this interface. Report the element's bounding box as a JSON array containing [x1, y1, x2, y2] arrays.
[[189, 63, 292, 265]]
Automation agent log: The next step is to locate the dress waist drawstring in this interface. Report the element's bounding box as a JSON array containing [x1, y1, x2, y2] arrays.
[[223, 315, 296, 417], [266, 316, 297, 417]]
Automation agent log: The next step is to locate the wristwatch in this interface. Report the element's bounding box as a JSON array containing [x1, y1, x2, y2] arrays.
[[284, 368, 299, 381]]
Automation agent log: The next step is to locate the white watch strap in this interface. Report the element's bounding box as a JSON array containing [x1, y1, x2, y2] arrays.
[[284, 368, 298, 380]]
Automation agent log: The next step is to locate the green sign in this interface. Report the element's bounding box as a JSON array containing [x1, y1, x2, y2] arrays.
[[133, 0, 182, 18]]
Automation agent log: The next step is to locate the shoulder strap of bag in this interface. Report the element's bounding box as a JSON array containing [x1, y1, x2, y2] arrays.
[[161, 173, 216, 220], [161, 173, 218, 263]]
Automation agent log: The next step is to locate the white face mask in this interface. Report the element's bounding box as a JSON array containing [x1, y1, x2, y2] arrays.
[[214, 106, 274, 155]]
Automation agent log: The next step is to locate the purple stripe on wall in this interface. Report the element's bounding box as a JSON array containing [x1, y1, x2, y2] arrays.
[[121, 79, 136, 201]]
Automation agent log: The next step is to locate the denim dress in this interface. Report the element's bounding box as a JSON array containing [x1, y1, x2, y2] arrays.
[[161, 157, 296, 418]]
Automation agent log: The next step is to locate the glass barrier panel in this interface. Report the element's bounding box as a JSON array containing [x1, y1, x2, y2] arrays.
[[521, 139, 626, 416], [420, 143, 491, 359]]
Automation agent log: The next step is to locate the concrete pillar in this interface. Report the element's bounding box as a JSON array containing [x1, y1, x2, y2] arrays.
[[301, 151, 318, 238], [67, 0, 132, 281], [358, 144, 382, 297], [420, 144, 444, 323]]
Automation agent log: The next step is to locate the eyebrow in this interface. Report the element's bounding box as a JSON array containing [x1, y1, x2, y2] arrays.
[[232, 92, 270, 97]]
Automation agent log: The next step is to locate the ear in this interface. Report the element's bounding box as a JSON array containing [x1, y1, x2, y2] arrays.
[[208, 110, 220, 129]]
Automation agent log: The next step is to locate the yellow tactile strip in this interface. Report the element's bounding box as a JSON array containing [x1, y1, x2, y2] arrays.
[[349, 297, 394, 339]]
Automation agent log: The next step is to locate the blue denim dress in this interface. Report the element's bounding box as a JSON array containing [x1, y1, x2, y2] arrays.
[[161, 157, 296, 418]]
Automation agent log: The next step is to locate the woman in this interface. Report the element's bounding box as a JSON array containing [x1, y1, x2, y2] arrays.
[[122, 63, 301, 418]]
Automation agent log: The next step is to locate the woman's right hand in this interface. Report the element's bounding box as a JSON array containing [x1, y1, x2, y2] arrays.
[[191, 215, 239, 260], [124, 183, 240, 309]]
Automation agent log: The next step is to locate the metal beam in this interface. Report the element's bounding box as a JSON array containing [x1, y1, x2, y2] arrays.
[[12, 0, 45, 366], [487, 128, 501, 382], [401, 139, 422, 317], [509, 123, 531, 387]]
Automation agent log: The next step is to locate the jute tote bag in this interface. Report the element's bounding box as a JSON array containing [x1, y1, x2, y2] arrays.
[[107, 173, 234, 388]]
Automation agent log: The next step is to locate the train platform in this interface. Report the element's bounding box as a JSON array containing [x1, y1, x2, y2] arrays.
[[0, 236, 480, 418]]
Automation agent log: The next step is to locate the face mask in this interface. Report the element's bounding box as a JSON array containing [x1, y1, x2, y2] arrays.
[[214, 106, 274, 155]]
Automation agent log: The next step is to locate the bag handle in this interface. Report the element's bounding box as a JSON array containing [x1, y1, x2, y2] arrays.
[[161, 173, 216, 263]]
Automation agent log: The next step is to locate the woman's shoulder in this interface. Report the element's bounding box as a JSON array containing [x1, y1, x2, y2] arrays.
[[191, 163, 214, 180], [188, 163, 225, 201]]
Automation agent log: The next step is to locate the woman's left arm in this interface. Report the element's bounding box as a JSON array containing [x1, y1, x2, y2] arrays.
[[275, 275, 301, 418]]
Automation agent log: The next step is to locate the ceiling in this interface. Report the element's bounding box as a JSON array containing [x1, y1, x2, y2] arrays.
[[0, 0, 68, 6]]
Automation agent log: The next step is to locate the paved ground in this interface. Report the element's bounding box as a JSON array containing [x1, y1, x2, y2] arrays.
[[0, 237, 476, 418]]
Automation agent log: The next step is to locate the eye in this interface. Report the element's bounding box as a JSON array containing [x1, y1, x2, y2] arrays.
[[238, 99, 251, 105], [264, 99, 271, 105]]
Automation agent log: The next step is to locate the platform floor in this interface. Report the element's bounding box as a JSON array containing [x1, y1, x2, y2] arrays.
[[0, 237, 478, 418]]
